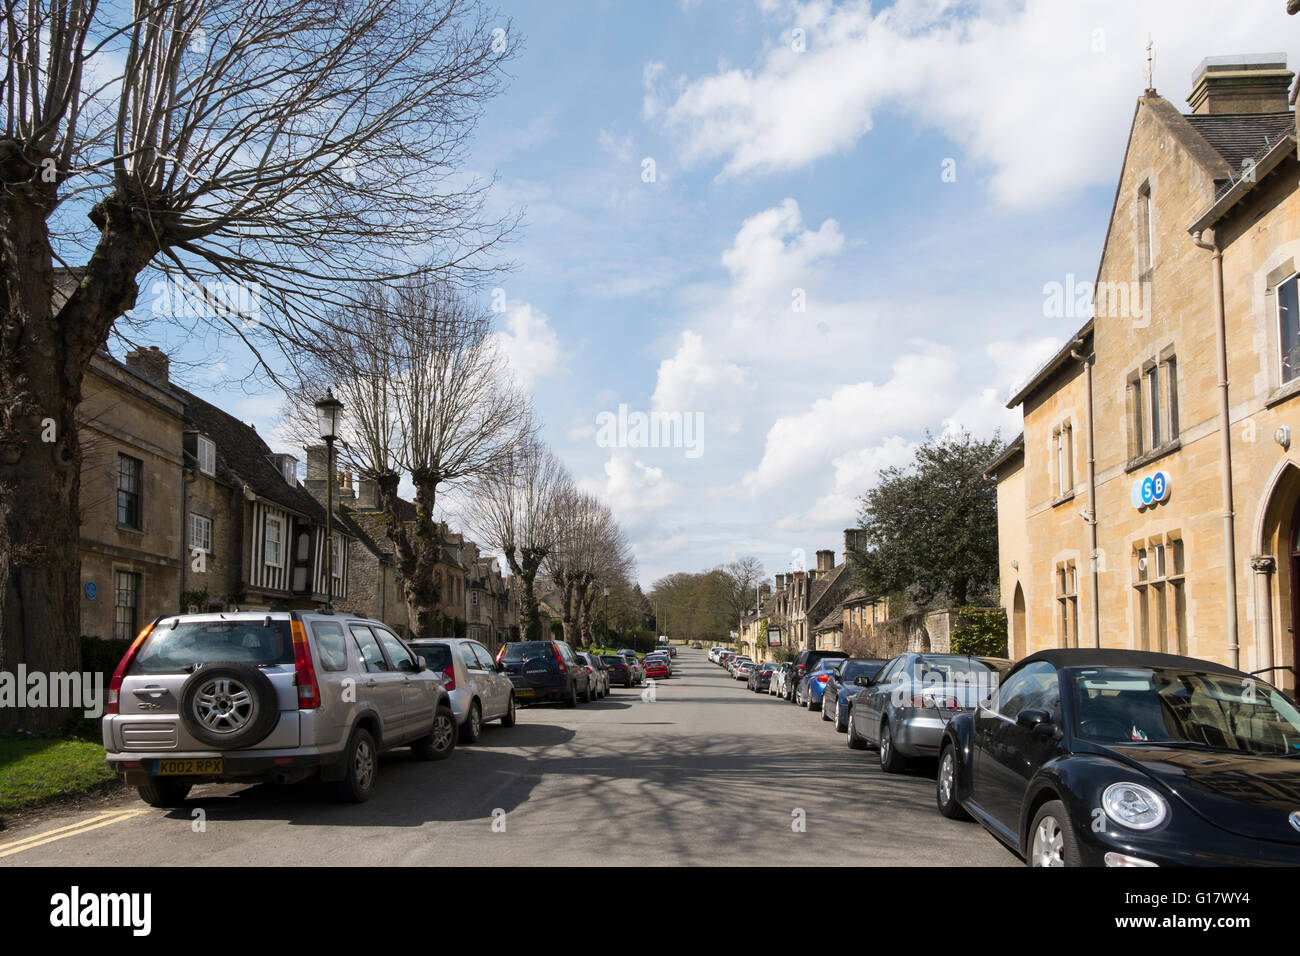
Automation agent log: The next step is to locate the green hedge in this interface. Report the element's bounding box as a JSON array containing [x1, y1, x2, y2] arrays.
[[950, 606, 1008, 657]]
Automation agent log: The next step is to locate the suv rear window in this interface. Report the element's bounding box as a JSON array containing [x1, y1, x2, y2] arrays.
[[133, 620, 294, 674], [502, 642, 554, 662], [409, 643, 453, 670]]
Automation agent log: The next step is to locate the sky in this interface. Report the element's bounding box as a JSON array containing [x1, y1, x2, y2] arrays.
[[163, 0, 1300, 589]]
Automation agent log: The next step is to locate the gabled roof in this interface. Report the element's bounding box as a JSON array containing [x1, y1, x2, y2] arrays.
[[983, 432, 1025, 479], [176, 386, 346, 532]]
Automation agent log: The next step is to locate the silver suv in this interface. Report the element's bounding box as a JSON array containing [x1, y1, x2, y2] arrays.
[[103, 611, 456, 807]]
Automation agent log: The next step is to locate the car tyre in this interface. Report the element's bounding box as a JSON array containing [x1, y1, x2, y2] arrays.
[[1029, 800, 1081, 867], [462, 702, 483, 744], [501, 694, 517, 727], [936, 744, 971, 820], [582, 682, 593, 703], [332, 727, 378, 803], [178, 661, 280, 749], [847, 709, 868, 750], [879, 721, 908, 773], [412, 705, 457, 761], [565, 682, 579, 708], [137, 778, 192, 808], [821, 699, 832, 720]]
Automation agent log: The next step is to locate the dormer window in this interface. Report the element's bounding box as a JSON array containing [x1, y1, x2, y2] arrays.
[[197, 436, 216, 476], [271, 453, 299, 485]]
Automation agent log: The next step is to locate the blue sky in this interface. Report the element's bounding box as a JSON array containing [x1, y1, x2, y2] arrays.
[[163, 0, 1300, 588]]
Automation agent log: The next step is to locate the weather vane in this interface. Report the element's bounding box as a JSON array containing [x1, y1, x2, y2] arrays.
[[1145, 35, 1155, 92]]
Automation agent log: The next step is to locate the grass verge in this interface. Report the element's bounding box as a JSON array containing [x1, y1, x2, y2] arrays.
[[0, 734, 117, 816]]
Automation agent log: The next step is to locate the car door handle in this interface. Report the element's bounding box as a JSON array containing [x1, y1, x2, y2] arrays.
[[365, 680, 378, 688], [131, 685, 169, 699]]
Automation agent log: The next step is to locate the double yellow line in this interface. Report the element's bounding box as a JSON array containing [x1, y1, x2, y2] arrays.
[[0, 808, 148, 860]]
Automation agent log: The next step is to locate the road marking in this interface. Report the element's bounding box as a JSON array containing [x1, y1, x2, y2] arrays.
[[0, 809, 149, 859]]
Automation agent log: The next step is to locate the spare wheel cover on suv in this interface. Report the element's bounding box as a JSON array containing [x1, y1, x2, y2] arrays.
[[179, 662, 281, 749]]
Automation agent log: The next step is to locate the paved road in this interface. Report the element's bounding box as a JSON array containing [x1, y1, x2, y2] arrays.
[[0, 648, 1017, 866]]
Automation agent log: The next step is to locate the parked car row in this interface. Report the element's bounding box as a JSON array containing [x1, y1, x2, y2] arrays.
[[103, 612, 648, 810], [746, 640, 1300, 867]]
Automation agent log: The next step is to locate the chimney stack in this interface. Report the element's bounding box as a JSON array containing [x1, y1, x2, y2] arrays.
[[843, 528, 865, 564], [775, 573, 787, 591], [1188, 54, 1293, 115], [125, 346, 170, 385], [355, 477, 378, 510], [816, 549, 834, 572]]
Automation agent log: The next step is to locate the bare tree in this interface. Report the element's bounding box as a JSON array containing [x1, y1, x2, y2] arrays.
[[1, 0, 516, 730], [286, 276, 531, 636], [718, 556, 765, 630], [468, 440, 569, 640]]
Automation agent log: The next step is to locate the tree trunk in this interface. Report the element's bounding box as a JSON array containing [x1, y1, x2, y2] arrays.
[[373, 471, 445, 638], [0, 181, 157, 733], [560, 578, 577, 644]]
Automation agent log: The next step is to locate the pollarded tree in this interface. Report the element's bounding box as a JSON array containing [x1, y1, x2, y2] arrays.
[[0, 0, 516, 730], [286, 276, 532, 636], [468, 440, 570, 639]]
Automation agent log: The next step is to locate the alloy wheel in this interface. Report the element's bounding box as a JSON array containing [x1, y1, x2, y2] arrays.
[[939, 751, 955, 806], [432, 712, 455, 751], [1032, 816, 1065, 867], [354, 737, 375, 790]]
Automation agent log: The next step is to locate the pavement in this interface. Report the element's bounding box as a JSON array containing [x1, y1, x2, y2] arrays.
[[0, 648, 1018, 866]]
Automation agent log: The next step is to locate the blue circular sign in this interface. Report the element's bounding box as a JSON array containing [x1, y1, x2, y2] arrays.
[[84, 581, 97, 600], [1141, 476, 1155, 505], [1152, 472, 1166, 501]]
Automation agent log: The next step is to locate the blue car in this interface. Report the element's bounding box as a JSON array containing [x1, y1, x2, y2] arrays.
[[822, 658, 889, 731], [795, 657, 844, 710]]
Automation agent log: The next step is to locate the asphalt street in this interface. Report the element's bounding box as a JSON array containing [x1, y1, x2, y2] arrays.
[[0, 648, 1018, 866]]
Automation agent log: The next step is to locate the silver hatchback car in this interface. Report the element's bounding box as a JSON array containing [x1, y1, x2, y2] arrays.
[[406, 638, 517, 743], [103, 611, 456, 807]]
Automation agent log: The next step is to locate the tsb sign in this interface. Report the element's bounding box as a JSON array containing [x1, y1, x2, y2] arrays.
[[1131, 470, 1171, 510]]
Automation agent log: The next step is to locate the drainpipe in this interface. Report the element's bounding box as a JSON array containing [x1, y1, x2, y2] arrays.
[[1192, 229, 1239, 670], [1071, 345, 1101, 647]]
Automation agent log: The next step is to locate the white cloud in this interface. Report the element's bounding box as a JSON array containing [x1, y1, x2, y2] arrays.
[[739, 347, 959, 496], [653, 0, 1293, 207], [651, 329, 755, 434], [489, 301, 569, 391], [942, 336, 1061, 437], [580, 452, 682, 522]]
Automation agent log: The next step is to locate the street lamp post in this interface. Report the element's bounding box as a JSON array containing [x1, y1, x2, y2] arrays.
[[314, 388, 344, 610], [603, 584, 609, 647]]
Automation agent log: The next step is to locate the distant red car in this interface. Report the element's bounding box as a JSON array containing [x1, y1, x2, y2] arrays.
[[644, 658, 670, 679]]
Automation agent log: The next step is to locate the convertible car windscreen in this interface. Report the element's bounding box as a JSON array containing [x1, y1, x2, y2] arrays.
[[1071, 668, 1300, 755]]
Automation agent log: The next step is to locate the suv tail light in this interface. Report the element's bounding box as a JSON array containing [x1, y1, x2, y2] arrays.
[[106, 621, 155, 715], [291, 619, 321, 709], [442, 665, 456, 691], [815, 674, 830, 683], [554, 644, 566, 673]]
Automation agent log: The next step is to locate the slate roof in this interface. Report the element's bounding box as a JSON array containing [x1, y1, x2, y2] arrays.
[[176, 385, 356, 537], [1185, 111, 1296, 195]]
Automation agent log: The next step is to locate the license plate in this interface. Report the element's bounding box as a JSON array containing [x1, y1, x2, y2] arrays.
[[514, 689, 534, 698], [154, 758, 222, 775]]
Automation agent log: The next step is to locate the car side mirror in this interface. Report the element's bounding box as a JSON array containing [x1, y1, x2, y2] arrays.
[[854, 676, 872, 687], [496, 661, 506, 672], [1016, 708, 1055, 736]]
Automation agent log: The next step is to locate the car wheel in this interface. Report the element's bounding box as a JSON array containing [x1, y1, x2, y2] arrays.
[[836, 709, 848, 733], [582, 682, 593, 703], [847, 709, 868, 750], [1029, 801, 1081, 867], [137, 778, 192, 808], [879, 721, 907, 773], [821, 699, 832, 720], [332, 727, 378, 803], [937, 745, 971, 820], [501, 694, 517, 727], [462, 702, 483, 744], [565, 682, 578, 708], [412, 705, 457, 761]]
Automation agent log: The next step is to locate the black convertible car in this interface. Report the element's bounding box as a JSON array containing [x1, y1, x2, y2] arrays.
[[936, 648, 1300, 866]]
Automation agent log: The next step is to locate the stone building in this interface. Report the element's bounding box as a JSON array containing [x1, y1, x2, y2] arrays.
[[78, 348, 187, 640], [993, 54, 1300, 688]]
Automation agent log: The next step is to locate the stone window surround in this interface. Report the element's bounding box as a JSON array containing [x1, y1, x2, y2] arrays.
[[1125, 344, 1179, 468], [1131, 531, 1187, 654], [1050, 418, 1076, 506], [196, 435, 216, 476], [1261, 255, 1299, 397]]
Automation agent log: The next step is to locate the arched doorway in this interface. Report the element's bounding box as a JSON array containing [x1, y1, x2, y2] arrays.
[[1256, 461, 1300, 690], [1012, 583, 1026, 661]]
